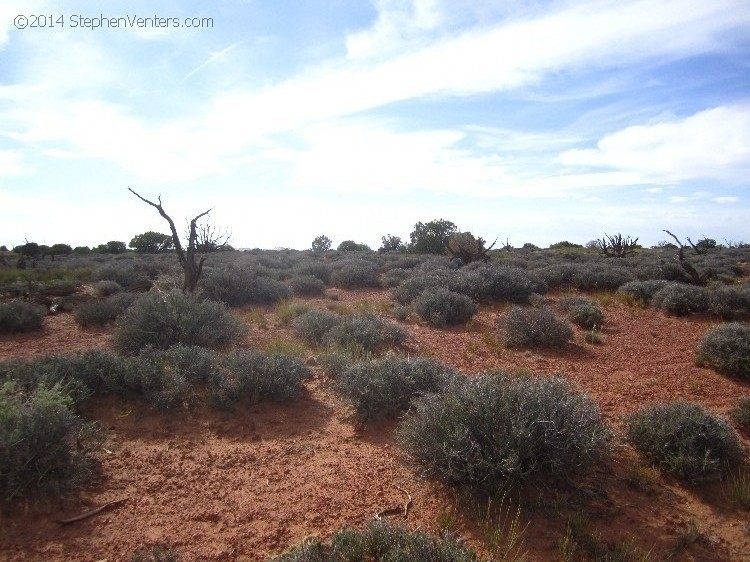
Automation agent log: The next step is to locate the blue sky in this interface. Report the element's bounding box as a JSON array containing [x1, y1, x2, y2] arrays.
[[1, 0, 749, 250]]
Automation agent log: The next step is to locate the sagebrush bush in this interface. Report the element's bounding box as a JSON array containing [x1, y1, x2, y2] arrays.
[[324, 314, 407, 353], [92, 279, 122, 297], [92, 261, 150, 288], [696, 322, 750, 379], [559, 296, 604, 329], [0, 382, 100, 500], [293, 261, 331, 284], [397, 374, 610, 491], [414, 289, 477, 327], [274, 520, 478, 562], [626, 401, 745, 481], [617, 280, 670, 303], [571, 263, 635, 291], [201, 267, 291, 306], [113, 290, 243, 354], [381, 267, 411, 288], [293, 309, 343, 345], [501, 306, 573, 348], [730, 396, 750, 429], [336, 356, 455, 421], [287, 275, 326, 296], [475, 266, 546, 303], [330, 259, 380, 288], [651, 283, 708, 315], [533, 263, 577, 289], [391, 271, 451, 304], [74, 293, 138, 327], [707, 285, 750, 319], [0, 300, 46, 333]]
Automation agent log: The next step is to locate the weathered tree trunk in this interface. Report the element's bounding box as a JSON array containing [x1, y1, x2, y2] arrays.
[[128, 188, 210, 293], [662, 230, 704, 286]]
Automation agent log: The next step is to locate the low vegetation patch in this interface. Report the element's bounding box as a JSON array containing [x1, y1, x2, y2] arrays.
[[397, 374, 611, 492], [500, 306, 573, 348], [113, 290, 243, 354], [274, 520, 479, 562], [559, 296, 604, 329], [730, 396, 750, 429], [0, 300, 46, 333], [626, 401, 745, 481], [286, 274, 326, 296], [336, 355, 455, 422], [651, 283, 708, 316], [414, 289, 477, 327], [324, 314, 407, 353], [201, 267, 291, 306], [74, 293, 138, 326], [696, 322, 750, 379], [617, 280, 670, 305], [330, 259, 380, 289]]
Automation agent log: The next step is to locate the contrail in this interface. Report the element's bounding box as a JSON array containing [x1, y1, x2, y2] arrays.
[[182, 40, 243, 81]]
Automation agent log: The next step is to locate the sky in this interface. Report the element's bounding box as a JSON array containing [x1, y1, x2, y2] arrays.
[[1, 0, 749, 251]]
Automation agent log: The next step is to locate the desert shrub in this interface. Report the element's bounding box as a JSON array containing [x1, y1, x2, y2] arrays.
[[336, 356, 455, 421], [275, 300, 311, 325], [651, 283, 708, 315], [201, 267, 291, 306], [286, 275, 326, 296], [696, 322, 750, 379], [391, 271, 450, 305], [293, 309, 343, 345], [533, 263, 578, 289], [92, 261, 150, 288], [730, 396, 750, 429], [210, 350, 310, 407], [92, 279, 122, 297], [0, 382, 100, 500], [626, 401, 745, 481], [617, 280, 670, 303], [475, 266, 546, 303], [381, 267, 411, 288], [707, 285, 750, 319], [571, 263, 635, 291], [330, 259, 380, 288], [500, 306, 573, 348], [397, 374, 611, 491], [323, 314, 406, 353], [0, 300, 46, 333], [275, 520, 478, 562], [113, 290, 243, 354], [319, 350, 356, 380], [414, 289, 477, 327], [293, 261, 331, 284], [131, 545, 181, 562], [559, 296, 604, 329], [74, 292, 138, 326]]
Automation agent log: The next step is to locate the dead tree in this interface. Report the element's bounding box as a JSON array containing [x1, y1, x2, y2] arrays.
[[662, 230, 703, 285], [128, 188, 213, 293], [596, 233, 639, 258]]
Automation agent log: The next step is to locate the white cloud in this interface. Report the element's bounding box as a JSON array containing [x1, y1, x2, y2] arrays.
[[0, 150, 26, 176], [713, 196, 739, 203], [558, 105, 750, 183]]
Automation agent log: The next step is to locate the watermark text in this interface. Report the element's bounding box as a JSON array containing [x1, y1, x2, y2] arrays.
[[13, 14, 214, 30]]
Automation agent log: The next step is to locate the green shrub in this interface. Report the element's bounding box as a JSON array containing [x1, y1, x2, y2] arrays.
[[414, 289, 477, 327], [74, 293, 138, 327], [474, 266, 546, 303], [391, 271, 451, 304], [274, 520, 478, 562], [559, 296, 604, 329], [131, 545, 181, 562], [330, 259, 380, 288], [707, 285, 750, 319], [92, 280, 122, 297], [336, 356, 455, 421], [617, 280, 670, 303], [730, 396, 750, 429], [626, 401, 745, 481], [209, 350, 310, 407], [201, 267, 291, 306], [92, 261, 150, 288], [293, 309, 343, 345], [287, 275, 326, 296], [113, 290, 243, 354], [323, 314, 406, 353], [501, 306, 573, 348], [0, 300, 46, 333], [0, 382, 100, 500], [381, 267, 411, 288], [651, 283, 708, 315], [696, 322, 750, 379], [533, 263, 577, 289], [571, 263, 634, 291], [293, 261, 331, 284], [397, 374, 610, 491]]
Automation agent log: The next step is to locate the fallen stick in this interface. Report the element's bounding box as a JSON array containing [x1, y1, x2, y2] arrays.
[[375, 486, 412, 520], [53, 498, 128, 525]]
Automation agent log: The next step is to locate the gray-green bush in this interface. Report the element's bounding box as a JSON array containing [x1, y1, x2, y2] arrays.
[[617, 280, 670, 304], [397, 374, 610, 491], [626, 401, 745, 481], [336, 356, 455, 421], [74, 293, 138, 327], [696, 322, 750, 379], [559, 296, 604, 329], [330, 259, 380, 288], [287, 275, 326, 296], [201, 267, 291, 306], [0, 300, 46, 333], [501, 306, 573, 348], [113, 290, 243, 354], [414, 289, 477, 327], [651, 283, 708, 315], [323, 314, 406, 353]]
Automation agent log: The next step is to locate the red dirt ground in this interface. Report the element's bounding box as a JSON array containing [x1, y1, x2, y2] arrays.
[[1, 289, 749, 561]]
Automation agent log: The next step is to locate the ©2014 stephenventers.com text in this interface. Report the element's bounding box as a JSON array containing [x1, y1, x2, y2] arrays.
[[13, 14, 214, 30]]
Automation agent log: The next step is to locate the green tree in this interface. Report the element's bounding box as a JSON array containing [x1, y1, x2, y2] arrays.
[[48, 243, 73, 260], [379, 234, 405, 253], [95, 241, 127, 254], [129, 231, 174, 253], [72, 246, 91, 255], [311, 234, 332, 253], [12, 242, 41, 258], [337, 240, 371, 252], [408, 219, 457, 254]]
